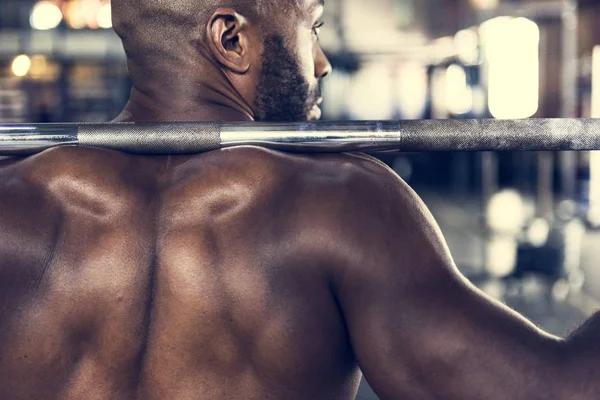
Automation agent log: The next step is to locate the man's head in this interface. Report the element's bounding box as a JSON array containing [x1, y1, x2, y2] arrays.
[[112, 0, 331, 122]]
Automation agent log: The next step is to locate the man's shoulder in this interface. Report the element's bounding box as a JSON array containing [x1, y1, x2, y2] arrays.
[[0, 145, 406, 212], [161, 146, 407, 232], [166, 146, 406, 209], [215, 146, 399, 189], [0, 146, 162, 217], [0, 146, 143, 181], [222, 147, 408, 218]]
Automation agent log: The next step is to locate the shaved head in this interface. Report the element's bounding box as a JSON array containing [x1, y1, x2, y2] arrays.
[[111, 0, 331, 122], [112, 0, 297, 68]]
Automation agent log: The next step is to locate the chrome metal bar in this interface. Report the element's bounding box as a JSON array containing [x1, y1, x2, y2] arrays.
[[1, 119, 600, 156], [220, 119, 600, 152], [219, 121, 401, 152], [0, 124, 78, 156]]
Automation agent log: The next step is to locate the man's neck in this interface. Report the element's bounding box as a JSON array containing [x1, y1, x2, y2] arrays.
[[113, 80, 254, 123]]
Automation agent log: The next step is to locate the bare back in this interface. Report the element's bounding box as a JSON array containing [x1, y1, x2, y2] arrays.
[[0, 147, 363, 400], [3, 146, 598, 400]]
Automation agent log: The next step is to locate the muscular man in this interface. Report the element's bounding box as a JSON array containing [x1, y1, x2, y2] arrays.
[[0, 0, 599, 399]]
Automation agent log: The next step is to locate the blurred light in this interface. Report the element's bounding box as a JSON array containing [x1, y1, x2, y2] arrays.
[[564, 219, 585, 273], [83, 0, 102, 29], [592, 46, 600, 117], [97, 4, 112, 29], [431, 67, 448, 119], [486, 236, 517, 277], [557, 199, 577, 220], [454, 29, 479, 65], [396, 62, 428, 119], [11, 55, 32, 77], [470, 0, 499, 10], [588, 205, 600, 227], [445, 64, 472, 115], [27, 55, 60, 81], [590, 49, 600, 226], [486, 189, 526, 234], [64, 1, 87, 29], [343, 1, 425, 53], [471, 86, 486, 116], [30, 1, 63, 30], [589, 150, 600, 226], [552, 279, 570, 301], [347, 63, 394, 120], [526, 218, 549, 247], [479, 279, 505, 299], [481, 17, 540, 119], [521, 275, 548, 298], [568, 269, 586, 291], [28, 55, 48, 78], [429, 36, 455, 64]]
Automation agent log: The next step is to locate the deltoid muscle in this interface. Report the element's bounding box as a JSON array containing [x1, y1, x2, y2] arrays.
[[0, 119, 599, 156]]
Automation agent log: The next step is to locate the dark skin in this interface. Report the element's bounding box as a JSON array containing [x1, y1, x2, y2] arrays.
[[1, 0, 600, 399]]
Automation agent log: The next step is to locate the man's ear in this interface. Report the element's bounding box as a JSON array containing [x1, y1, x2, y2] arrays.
[[206, 8, 252, 74]]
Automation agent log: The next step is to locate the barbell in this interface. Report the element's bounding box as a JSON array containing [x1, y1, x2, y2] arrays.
[[1, 119, 599, 156]]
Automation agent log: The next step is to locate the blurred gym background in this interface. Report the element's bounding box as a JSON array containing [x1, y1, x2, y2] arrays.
[[1, 0, 600, 398]]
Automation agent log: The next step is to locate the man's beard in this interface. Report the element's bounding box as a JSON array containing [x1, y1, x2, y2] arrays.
[[255, 35, 321, 122]]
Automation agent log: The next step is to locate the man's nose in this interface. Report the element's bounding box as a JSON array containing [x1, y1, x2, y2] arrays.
[[315, 46, 332, 79]]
